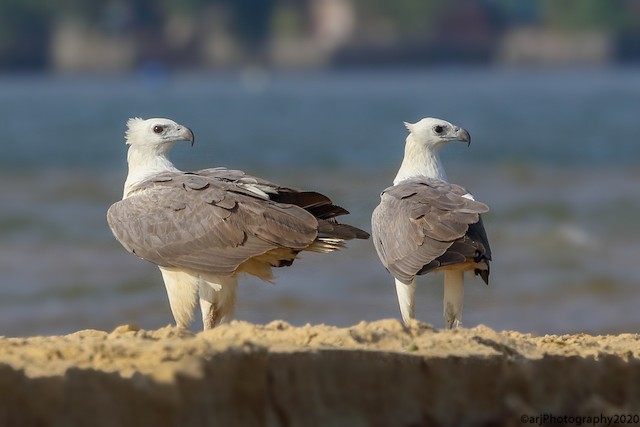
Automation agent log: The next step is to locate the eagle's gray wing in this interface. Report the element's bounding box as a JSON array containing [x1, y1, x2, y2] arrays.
[[371, 178, 491, 285], [197, 168, 369, 238], [108, 170, 368, 275], [108, 172, 321, 275], [196, 167, 362, 223]]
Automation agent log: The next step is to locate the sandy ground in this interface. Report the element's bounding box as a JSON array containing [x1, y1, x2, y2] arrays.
[[0, 319, 639, 426]]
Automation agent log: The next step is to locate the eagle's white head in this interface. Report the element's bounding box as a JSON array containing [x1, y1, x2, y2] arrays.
[[123, 117, 195, 198], [394, 117, 471, 184], [126, 117, 194, 149], [403, 117, 470, 150]]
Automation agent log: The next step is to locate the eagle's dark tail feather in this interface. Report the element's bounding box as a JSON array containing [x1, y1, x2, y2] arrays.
[[272, 189, 370, 241]]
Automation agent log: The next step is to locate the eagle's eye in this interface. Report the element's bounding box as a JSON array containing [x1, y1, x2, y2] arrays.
[[153, 125, 164, 134], [434, 125, 444, 134]]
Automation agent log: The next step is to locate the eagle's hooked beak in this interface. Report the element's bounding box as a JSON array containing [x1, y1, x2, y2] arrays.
[[454, 127, 471, 147], [178, 126, 195, 147]]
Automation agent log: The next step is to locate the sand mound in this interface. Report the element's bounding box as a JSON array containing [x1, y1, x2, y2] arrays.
[[0, 319, 638, 426]]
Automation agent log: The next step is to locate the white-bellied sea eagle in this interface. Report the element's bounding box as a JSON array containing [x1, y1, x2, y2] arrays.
[[107, 118, 369, 330], [371, 118, 491, 329]]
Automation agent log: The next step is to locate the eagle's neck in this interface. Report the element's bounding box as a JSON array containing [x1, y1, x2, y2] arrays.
[[393, 135, 447, 185], [123, 144, 179, 198]]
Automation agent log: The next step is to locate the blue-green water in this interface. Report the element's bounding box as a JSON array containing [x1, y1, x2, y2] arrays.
[[0, 68, 639, 336]]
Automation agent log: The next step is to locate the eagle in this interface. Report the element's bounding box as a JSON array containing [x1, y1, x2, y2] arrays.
[[371, 118, 491, 329], [108, 118, 369, 330]]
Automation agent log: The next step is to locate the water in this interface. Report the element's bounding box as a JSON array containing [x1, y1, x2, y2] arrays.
[[0, 68, 639, 336]]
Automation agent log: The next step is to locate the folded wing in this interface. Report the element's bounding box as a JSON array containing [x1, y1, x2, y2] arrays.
[[108, 169, 368, 277], [371, 178, 491, 285]]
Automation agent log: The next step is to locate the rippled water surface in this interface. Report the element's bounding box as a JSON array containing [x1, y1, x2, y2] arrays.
[[0, 69, 639, 336]]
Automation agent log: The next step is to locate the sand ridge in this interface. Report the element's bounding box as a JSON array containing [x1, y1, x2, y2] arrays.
[[1, 319, 638, 380], [0, 320, 639, 426]]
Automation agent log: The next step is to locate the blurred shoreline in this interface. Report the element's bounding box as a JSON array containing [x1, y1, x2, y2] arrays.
[[49, 24, 621, 72], [3, 1, 640, 73]]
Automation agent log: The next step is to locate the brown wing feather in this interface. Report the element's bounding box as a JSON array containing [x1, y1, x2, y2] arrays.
[[371, 178, 490, 285]]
